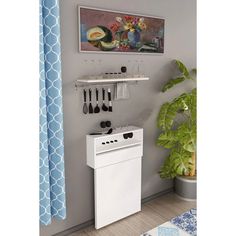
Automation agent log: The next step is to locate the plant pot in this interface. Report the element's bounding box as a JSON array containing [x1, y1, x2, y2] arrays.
[[174, 175, 196, 201], [128, 30, 140, 48]]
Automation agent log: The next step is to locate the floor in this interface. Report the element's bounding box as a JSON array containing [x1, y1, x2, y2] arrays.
[[68, 193, 196, 236]]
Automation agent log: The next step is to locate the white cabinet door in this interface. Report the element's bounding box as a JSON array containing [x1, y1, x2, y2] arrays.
[[94, 157, 142, 229]]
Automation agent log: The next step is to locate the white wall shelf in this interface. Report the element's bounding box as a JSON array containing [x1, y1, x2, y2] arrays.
[[75, 76, 149, 88]]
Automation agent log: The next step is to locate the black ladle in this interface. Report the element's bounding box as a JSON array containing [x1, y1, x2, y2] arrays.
[[88, 89, 93, 114], [108, 88, 112, 112], [94, 88, 100, 113], [83, 89, 88, 114], [102, 88, 108, 111]]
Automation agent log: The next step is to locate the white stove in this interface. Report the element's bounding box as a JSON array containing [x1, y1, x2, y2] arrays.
[[86, 126, 143, 229]]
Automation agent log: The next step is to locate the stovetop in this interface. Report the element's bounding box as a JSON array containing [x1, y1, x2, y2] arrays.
[[87, 126, 143, 152]]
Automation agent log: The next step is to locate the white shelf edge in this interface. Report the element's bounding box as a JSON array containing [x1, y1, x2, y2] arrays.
[[76, 77, 149, 84]]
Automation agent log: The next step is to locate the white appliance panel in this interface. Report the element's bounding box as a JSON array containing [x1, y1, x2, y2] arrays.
[[95, 157, 141, 229]]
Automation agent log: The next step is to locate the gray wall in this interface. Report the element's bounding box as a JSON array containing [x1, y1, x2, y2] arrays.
[[41, 0, 196, 235]]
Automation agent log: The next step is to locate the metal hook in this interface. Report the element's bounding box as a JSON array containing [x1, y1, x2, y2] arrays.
[[75, 82, 78, 91]]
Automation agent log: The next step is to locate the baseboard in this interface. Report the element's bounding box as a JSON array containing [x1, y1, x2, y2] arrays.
[[141, 187, 173, 204], [53, 219, 94, 236], [53, 188, 173, 236]]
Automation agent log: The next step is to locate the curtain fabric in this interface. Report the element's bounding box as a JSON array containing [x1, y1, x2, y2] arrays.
[[39, 0, 66, 225]]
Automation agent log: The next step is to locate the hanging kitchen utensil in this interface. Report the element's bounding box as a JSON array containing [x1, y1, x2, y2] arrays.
[[106, 128, 113, 134], [94, 88, 100, 113], [108, 88, 112, 112], [102, 88, 108, 112], [83, 89, 88, 114], [89, 88, 93, 114]]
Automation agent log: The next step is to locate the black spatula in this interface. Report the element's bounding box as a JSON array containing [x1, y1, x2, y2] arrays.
[[83, 89, 88, 114], [88, 89, 93, 114], [94, 88, 100, 113], [102, 88, 108, 111]]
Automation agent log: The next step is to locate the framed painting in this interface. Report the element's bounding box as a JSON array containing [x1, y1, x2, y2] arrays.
[[78, 6, 165, 54]]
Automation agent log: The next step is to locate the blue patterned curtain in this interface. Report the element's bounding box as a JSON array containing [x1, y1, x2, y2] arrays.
[[39, 0, 66, 225]]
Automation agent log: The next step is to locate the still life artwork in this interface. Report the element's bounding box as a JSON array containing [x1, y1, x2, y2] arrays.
[[79, 6, 165, 53]]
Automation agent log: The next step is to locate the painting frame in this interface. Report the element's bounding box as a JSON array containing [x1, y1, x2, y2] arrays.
[[78, 6, 165, 55]]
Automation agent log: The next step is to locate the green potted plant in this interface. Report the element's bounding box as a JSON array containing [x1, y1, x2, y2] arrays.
[[156, 60, 196, 199]]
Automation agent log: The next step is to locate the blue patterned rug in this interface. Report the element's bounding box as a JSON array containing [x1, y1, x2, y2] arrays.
[[142, 208, 197, 236]]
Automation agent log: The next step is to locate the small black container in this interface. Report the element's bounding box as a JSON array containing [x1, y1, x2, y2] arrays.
[[100, 120, 111, 128], [121, 66, 127, 73]]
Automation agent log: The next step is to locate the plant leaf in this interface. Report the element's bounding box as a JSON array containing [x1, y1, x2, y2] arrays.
[[157, 102, 179, 131], [176, 123, 196, 152], [159, 147, 193, 179], [157, 103, 169, 130], [175, 60, 190, 79], [161, 60, 196, 92], [159, 155, 177, 179], [162, 77, 185, 92], [156, 131, 177, 148], [171, 148, 193, 176], [182, 88, 197, 122]]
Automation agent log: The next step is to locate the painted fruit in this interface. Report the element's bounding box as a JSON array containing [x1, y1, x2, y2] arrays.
[[87, 26, 112, 47], [100, 40, 117, 51]]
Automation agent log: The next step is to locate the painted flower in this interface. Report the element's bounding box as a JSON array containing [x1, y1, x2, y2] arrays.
[[110, 22, 120, 32], [139, 17, 144, 23], [124, 22, 133, 30], [123, 25, 129, 30], [132, 17, 139, 25], [138, 22, 147, 30], [124, 15, 134, 22], [116, 17, 122, 23]]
